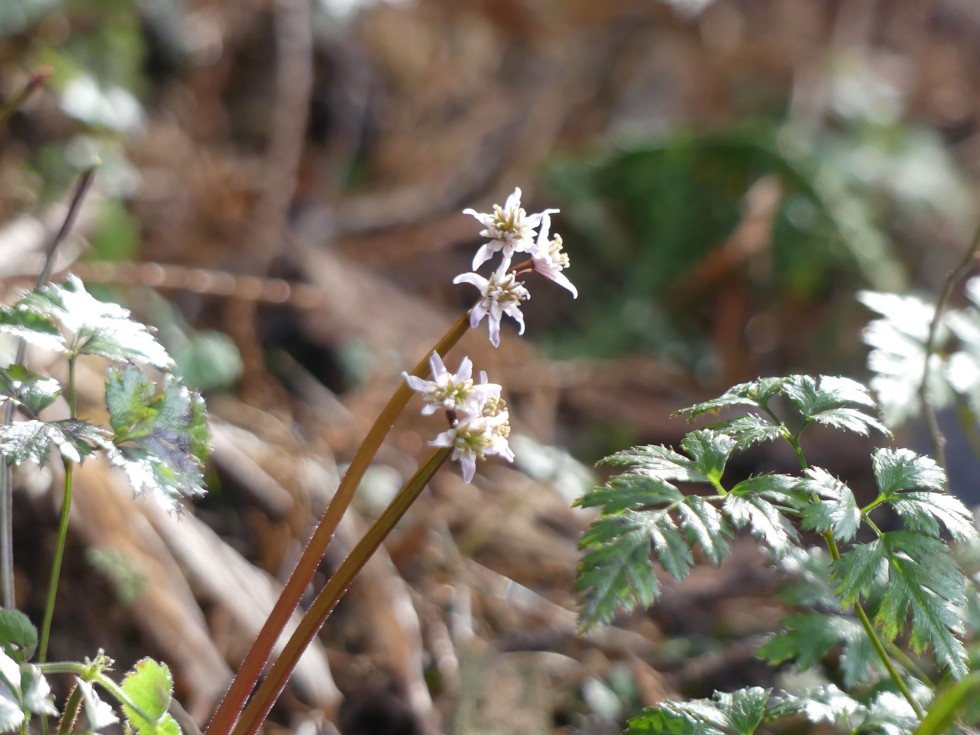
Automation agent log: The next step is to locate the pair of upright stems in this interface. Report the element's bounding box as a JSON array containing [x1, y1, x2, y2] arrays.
[[205, 313, 471, 735]]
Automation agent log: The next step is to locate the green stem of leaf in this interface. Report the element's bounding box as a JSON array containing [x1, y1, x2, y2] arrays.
[[231, 447, 453, 735], [38, 459, 73, 663], [204, 313, 470, 735]]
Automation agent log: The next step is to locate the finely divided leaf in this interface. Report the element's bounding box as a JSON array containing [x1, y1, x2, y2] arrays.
[[877, 531, 968, 678], [783, 375, 889, 437], [677, 377, 789, 420], [873, 448, 946, 496], [577, 514, 658, 630], [723, 494, 797, 554], [770, 684, 864, 729], [712, 414, 785, 452], [889, 491, 979, 543], [105, 365, 210, 507], [680, 431, 736, 483], [120, 658, 181, 735], [626, 688, 771, 735], [577, 432, 739, 629], [575, 475, 684, 513], [798, 467, 861, 542], [597, 430, 733, 484], [859, 290, 946, 427], [833, 539, 887, 608], [676, 496, 730, 566], [18, 275, 173, 369], [757, 612, 863, 670]]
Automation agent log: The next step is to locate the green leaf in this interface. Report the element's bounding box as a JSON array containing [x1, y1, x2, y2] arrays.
[[889, 491, 979, 544], [859, 290, 945, 427], [757, 612, 863, 670], [0, 419, 107, 466], [807, 406, 890, 436], [0, 305, 65, 353], [626, 688, 771, 735], [0, 365, 61, 415], [783, 375, 890, 437], [679, 431, 736, 484], [0, 610, 37, 661], [723, 494, 797, 554], [597, 429, 734, 484], [876, 531, 969, 678], [105, 365, 210, 507], [770, 684, 864, 728], [18, 275, 173, 369], [799, 467, 861, 542], [863, 691, 921, 735], [677, 377, 789, 420], [676, 495, 730, 566], [575, 475, 683, 513], [834, 539, 888, 608], [873, 448, 946, 496], [120, 658, 181, 735], [713, 414, 785, 452], [783, 374, 877, 414], [577, 513, 658, 631], [577, 432, 740, 630]]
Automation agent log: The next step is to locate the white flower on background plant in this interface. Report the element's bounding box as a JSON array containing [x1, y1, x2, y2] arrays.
[[454, 264, 531, 348], [403, 352, 499, 415], [430, 410, 514, 484], [464, 187, 557, 270], [529, 212, 577, 298]]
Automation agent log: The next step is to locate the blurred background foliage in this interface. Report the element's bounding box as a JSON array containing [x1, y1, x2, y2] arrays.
[[3, 0, 980, 733]]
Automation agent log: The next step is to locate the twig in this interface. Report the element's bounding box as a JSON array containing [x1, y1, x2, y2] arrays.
[[0, 165, 97, 609], [0, 67, 51, 128], [919, 223, 980, 478]]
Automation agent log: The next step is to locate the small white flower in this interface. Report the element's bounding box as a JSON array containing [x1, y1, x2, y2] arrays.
[[454, 264, 530, 348], [430, 410, 514, 484], [529, 212, 577, 298], [464, 187, 557, 270], [403, 352, 477, 415]]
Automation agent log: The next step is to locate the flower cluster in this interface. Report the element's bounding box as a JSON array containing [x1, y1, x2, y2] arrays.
[[404, 352, 514, 483], [455, 187, 576, 348]]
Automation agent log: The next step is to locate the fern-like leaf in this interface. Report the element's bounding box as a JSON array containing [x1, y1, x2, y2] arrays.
[[783, 375, 890, 437], [575, 431, 737, 630], [798, 467, 861, 543], [626, 688, 771, 735]]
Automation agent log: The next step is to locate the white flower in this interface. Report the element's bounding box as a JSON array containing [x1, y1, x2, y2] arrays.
[[403, 352, 484, 415], [430, 409, 514, 483], [464, 187, 557, 270], [529, 212, 577, 298], [454, 264, 530, 348]]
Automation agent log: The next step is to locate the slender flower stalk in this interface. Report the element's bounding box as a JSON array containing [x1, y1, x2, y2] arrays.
[[209, 187, 574, 735], [205, 315, 469, 735], [231, 448, 452, 735]]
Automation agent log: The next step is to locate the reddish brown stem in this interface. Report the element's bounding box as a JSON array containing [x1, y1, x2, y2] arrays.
[[204, 313, 469, 735]]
